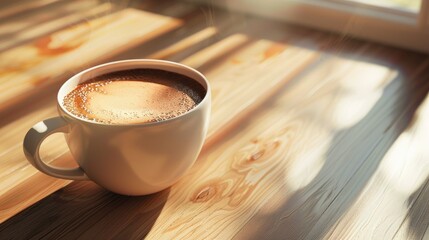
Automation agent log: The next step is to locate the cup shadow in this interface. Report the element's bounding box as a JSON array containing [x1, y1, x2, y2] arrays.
[[0, 181, 169, 240]]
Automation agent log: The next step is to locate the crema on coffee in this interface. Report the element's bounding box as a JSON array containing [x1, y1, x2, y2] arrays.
[[63, 69, 206, 124]]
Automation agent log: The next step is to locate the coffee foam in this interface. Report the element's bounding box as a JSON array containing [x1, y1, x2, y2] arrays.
[[63, 69, 205, 124]]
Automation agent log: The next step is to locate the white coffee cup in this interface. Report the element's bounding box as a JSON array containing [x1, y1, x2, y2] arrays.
[[23, 59, 211, 196]]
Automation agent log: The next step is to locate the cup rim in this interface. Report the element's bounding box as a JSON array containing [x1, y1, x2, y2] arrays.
[[57, 59, 210, 127]]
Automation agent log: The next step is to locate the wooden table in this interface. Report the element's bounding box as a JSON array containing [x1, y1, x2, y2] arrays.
[[1, 0, 429, 239]]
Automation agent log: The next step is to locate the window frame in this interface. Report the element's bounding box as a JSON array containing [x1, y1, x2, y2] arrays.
[[202, 0, 429, 53]]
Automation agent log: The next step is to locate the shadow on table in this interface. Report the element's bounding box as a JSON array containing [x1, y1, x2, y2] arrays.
[[0, 181, 169, 239], [229, 48, 429, 239], [405, 175, 429, 239], [1, 1, 428, 239]]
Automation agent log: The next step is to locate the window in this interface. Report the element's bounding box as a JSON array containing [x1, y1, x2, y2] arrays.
[[207, 0, 429, 53], [344, 0, 421, 12]]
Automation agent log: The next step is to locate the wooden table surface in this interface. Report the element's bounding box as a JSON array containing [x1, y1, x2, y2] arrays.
[[1, 0, 429, 239]]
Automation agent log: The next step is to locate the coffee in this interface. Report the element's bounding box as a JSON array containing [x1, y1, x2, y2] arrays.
[[63, 69, 206, 124]]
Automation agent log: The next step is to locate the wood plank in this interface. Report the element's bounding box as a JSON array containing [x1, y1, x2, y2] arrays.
[[0, 0, 201, 222], [231, 49, 429, 240], [0, 0, 208, 204], [178, 25, 322, 143], [2, 1, 429, 239], [0, 19, 320, 225], [404, 178, 429, 240], [0, 8, 182, 111], [149, 44, 396, 239], [0, 48, 318, 239], [0, 180, 169, 239], [0, 1, 98, 36], [0, 0, 60, 21], [0, 1, 114, 51], [0, 98, 62, 196], [4, 38, 426, 239], [322, 64, 429, 240], [0, 7, 182, 222], [113, 3, 246, 62], [0, 155, 73, 226]]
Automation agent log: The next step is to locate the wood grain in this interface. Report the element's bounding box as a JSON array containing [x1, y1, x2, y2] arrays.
[[0, 5, 182, 223], [5, 38, 428, 239], [145, 44, 429, 240], [1, 1, 429, 239], [233, 49, 429, 240], [0, 1, 115, 51], [0, 8, 182, 111], [324, 73, 429, 240], [113, 3, 248, 63], [0, 13, 320, 224], [0, 0, 60, 20]]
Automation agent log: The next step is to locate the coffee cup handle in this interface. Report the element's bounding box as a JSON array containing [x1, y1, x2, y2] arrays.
[[23, 117, 89, 180]]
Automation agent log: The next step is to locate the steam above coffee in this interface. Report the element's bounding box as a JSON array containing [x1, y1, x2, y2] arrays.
[[63, 69, 206, 124]]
